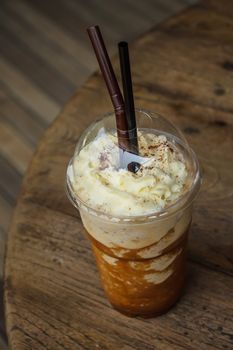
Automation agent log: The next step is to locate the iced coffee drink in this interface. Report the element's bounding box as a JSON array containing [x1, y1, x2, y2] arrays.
[[66, 110, 201, 317]]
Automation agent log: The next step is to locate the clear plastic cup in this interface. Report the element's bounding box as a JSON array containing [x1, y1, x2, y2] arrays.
[[66, 109, 201, 317]]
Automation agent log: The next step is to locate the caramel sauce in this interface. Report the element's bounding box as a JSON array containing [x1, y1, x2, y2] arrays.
[[85, 225, 190, 317]]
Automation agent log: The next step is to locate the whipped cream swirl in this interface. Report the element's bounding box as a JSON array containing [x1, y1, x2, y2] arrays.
[[72, 132, 188, 216]]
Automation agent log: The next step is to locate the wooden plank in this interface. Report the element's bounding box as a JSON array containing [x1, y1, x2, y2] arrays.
[[121, 0, 175, 23], [0, 8, 86, 87], [0, 57, 60, 124], [25, 0, 105, 44], [0, 85, 45, 146], [7, 0, 96, 71], [65, 0, 138, 43], [5, 202, 233, 350], [203, 0, 233, 20], [0, 155, 22, 206], [0, 195, 13, 235], [0, 276, 7, 348], [0, 118, 33, 175], [0, 24, 75, 105], [0, 228, 7, 281], [0, 336, 7, 350]]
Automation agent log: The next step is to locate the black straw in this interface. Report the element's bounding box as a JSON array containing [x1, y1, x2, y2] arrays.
[[118, 41, 138, 154]]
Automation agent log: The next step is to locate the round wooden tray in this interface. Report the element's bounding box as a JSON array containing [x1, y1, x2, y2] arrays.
[[5, 1, 233, 349]]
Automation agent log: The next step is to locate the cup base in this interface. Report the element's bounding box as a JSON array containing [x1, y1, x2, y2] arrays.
[[110, 292, 182, 318]]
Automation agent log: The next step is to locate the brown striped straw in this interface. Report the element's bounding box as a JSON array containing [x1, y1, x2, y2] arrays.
[[87, 25, 130, 152]]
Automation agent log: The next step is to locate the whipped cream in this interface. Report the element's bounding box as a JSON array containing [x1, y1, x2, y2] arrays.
[[72, 132, 188, 216]]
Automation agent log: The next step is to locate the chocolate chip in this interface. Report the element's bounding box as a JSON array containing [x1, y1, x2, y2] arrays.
[[127, 162, 141, 173]]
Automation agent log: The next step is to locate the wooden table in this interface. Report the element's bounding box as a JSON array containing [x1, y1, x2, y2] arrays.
[[5, 0, 233, 349]]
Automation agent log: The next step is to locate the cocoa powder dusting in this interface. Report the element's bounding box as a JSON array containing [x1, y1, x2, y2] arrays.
[[99, 152, 109, 170]]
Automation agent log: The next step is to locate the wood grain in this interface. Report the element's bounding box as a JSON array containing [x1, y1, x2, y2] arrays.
[[4, 0, 233, 349]]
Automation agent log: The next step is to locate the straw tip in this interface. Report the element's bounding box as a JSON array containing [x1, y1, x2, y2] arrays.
[[87, 25, 99, 33], [118, 41, 128, 48]]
